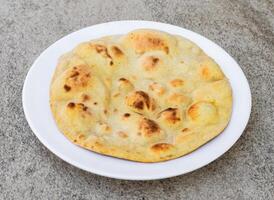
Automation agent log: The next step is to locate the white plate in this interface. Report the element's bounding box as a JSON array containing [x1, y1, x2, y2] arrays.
[[22, 20, 251, 180]]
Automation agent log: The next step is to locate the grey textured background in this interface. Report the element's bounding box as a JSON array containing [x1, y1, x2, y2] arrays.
[[1, 0, 274, 199]]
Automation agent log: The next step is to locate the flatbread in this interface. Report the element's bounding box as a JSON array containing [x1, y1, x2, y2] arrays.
[[50, 29, 232, 162]]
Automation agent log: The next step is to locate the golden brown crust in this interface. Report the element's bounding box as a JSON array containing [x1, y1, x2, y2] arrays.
[[110, 46, 124, 57], [151, 143, 174, 152], [159, 108, 181, 124], [126, 91, 155, 112], [123, 30, 170, 54], [170, 79, 184, 87], [50, 29, 232, 162], [139, 118, 161, 137]]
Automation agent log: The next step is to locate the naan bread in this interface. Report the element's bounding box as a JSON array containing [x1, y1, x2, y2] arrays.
[[50, 29, 232, 162]]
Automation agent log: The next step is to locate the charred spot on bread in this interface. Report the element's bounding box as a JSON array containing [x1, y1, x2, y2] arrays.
[[159, 108, 181, 124], [64, 84, 71, 92], [119, 78, 127, 81], [139, 118, 160, 137], [124, 113, 131, 117], [67, 102, 75, 108], [126, 91, 155, 111], [70, 71, 80, 78], [142, 56, 160, 71], [111, 46, 124, 57]]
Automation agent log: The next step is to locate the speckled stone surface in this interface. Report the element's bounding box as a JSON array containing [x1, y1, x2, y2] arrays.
[[0, 0, 273, 199]]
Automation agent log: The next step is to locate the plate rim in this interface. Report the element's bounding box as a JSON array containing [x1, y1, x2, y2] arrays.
[[22, 20, 252, 180]]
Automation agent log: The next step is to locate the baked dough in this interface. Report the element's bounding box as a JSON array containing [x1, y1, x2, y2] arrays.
[[50, 29, 232, 162]]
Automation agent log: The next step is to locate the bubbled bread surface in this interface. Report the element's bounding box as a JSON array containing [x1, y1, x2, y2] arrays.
[[50, 29, 232, 162]]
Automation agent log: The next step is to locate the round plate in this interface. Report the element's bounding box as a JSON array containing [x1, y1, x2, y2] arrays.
[[22, 20, 251, 180]]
